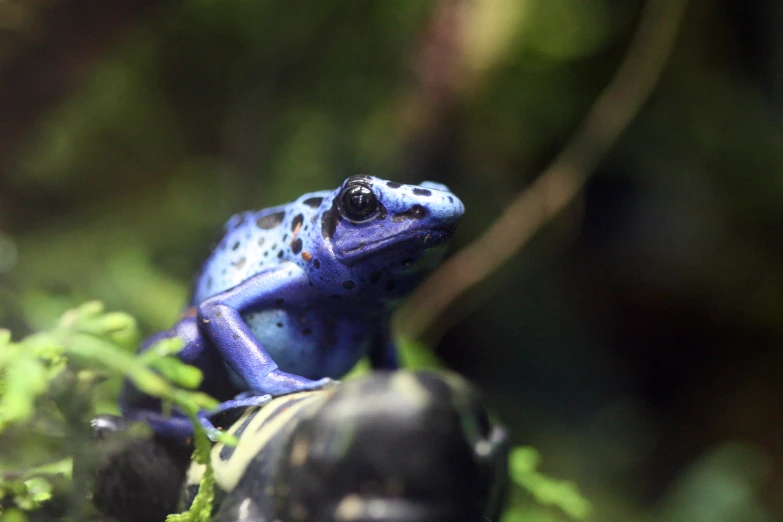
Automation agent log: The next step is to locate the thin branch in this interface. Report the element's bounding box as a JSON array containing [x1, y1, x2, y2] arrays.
[[395, 0, 690, 340]]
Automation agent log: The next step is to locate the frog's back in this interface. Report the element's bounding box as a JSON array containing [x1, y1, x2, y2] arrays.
[[191, 191, 330, 304]]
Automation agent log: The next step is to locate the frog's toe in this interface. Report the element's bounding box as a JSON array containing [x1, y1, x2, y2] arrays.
[[234, 390, 273, 402], [196, 415, 223, 442], [295, 377, 340, 392], [210, 394, 273, 416], [311, 377, 340, 390], [252, 369, 338, 395]]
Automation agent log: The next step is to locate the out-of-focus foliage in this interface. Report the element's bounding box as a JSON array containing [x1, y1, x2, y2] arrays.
[[0, 301, 585, 521], [505, 446, 591, 521], [0, 301, 221, 427], [0, 459, 70, 517], [2, 0, 783, 520], [165, 420, 215, 522], [0, 302, 228, 519], [654, 443, 772, 522]]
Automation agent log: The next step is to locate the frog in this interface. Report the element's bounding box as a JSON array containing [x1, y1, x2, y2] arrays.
[[120, 175, 464, 439]]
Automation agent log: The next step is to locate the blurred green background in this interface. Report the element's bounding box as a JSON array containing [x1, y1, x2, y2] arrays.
[[2, 0, 783, 520]]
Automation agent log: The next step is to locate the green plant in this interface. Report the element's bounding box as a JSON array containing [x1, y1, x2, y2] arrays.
[[0, 301, 230, 520], [503, 446, 592, 521]]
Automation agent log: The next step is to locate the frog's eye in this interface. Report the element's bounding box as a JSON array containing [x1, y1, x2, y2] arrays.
[[338, 184, 379, 222]]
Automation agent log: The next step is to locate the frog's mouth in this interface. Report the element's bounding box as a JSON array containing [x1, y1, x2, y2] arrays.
[[337, 227, 452, 262]]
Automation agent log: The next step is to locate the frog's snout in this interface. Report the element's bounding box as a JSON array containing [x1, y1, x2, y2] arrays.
[[420, 187, 465, 234], [447, 193, 465, 224]]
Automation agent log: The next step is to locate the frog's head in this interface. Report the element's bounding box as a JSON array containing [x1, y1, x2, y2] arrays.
[[302, 175, 464, 301]]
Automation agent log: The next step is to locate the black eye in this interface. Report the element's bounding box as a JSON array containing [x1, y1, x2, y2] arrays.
[[339, 184, 379, 222]]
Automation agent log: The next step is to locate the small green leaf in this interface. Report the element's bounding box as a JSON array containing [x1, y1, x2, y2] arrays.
[[148, 357, 204, 389], [343, 356, 371, 380], [59, 301, 105, 327], [96, 312, 137, 334], [17, 333, 64, 361], [212, 431, 237, 447], [28, 458, 73, 480], [170, 390, 219, 413], [91, 312, 138, 347], [511, 446, 541, 472], [0, 508, 28, 522], [398, 337, 444, 370], [0, 330, 14, 367], [165, 413, 217, 522], [0, 357, 50, 428], [509, 446, 592, 520], [139, 338, 186, 360], [0, 329, 11, 348], [22, 478, 52, 506]]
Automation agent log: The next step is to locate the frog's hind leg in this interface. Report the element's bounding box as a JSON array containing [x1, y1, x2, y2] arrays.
[[124, 396, 274, 442], [124, 410, 204, 440], [121, 407, 237, 442]]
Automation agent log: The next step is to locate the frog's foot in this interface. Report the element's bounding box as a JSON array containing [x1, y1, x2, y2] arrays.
[[196, 394, 272, 441], [194, 415, 224, 442], [252, 369, 340, 396], [311, 377, 340, 390], [124, 409, 202, 441], [210, 394, 273, 415]]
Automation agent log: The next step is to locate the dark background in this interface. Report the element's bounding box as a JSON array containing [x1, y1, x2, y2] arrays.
[[1, 1, 782, 520]]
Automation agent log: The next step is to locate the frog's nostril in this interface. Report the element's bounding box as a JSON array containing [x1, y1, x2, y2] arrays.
[[450, 197, 465, 219], [420, 180, 451, 192], [440, 203, 464, 232]]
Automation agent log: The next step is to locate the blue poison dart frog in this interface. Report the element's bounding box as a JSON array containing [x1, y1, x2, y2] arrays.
[[120, 175, 464, 439]]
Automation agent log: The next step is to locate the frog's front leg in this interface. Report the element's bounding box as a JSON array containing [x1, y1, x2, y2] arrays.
[[197, 263, 332, 396]]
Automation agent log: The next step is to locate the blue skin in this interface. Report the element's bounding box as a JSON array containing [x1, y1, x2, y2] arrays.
[[121, 175, 464, 439]]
